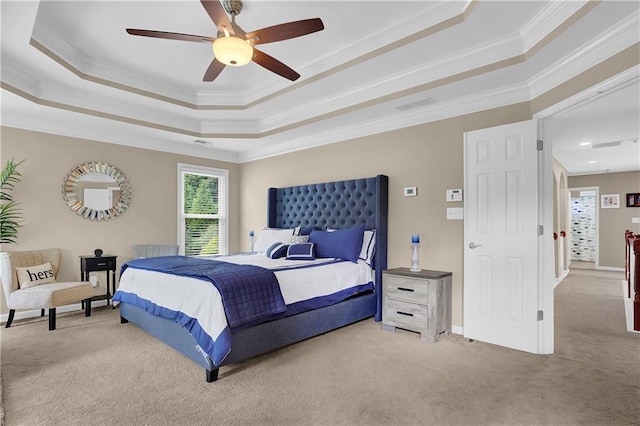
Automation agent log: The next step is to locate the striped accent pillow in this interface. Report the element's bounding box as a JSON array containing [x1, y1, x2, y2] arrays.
[[266, 242, 289, 259]]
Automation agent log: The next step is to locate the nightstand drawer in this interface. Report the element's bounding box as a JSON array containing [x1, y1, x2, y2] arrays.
[[82, 257, 116, 270], [384, 274, 430, 304], [383, 298, 428, 332]]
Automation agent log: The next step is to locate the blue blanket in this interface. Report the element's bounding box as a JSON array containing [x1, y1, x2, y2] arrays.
[[120, 256, 286, 328]]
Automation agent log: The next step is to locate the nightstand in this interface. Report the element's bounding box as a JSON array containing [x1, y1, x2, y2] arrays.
[[382, 267, 452, 342], [80, 255, 117, 306]]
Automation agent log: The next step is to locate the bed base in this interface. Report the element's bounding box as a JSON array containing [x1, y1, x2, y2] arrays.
[[119, 291, 376, 382]]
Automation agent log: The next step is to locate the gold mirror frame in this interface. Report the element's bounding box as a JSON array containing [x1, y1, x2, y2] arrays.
[[62, 161, 132, 221]]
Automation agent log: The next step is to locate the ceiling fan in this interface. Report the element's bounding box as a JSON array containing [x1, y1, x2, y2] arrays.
[[126, 0, 324, 82]]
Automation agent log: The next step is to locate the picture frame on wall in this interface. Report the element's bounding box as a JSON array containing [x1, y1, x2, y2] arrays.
[[601, 194, 620, 209], [626, 193, 640, 208]]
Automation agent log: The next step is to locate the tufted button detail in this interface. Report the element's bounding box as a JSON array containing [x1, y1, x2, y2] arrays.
[[272, 177, 378, 230]]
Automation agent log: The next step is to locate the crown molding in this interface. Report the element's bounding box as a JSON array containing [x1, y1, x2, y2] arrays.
[[258, 32, 523, 133], [29, 37, 198, 110], [234, 1, 473, 105], [200, 119, 262, 135], [519, 0, 589, 51], [528, 13, 640, 99], [30, 24, 197, 105], [2, 77, 530, 165], [534, 66, 639, 119], [238, 82, 531, 163], [1, 62, 41, 97], [0, 96, 240, 163]]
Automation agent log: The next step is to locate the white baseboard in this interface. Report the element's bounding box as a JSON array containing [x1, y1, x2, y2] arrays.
[[554, 269, 570, 288], [597, 266, 625, 272], [452, 325, 463, 335], [0, 300, 110, 324]]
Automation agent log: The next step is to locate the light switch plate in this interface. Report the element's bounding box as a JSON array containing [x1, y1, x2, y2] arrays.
[[632, 217, 640, 224], [447, 207, 464, 220]]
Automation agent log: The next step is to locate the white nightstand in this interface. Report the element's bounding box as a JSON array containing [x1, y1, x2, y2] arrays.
[[382, 268, 452, 342]]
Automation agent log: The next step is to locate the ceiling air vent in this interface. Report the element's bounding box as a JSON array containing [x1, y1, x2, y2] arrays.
[[395, 97, 437, 111], [591, 140, 622, 149]]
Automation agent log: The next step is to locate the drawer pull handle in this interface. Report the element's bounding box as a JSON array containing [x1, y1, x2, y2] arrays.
[[96, 263, 107, 266], [397, 311, 414, 317], [397, 287, 414, 292]]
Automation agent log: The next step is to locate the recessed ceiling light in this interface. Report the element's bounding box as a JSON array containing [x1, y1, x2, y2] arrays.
[[588, 160, 597, 164], [579, 142, 591, 146]]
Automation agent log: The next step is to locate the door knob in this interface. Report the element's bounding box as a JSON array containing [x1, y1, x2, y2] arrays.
[[469, 242, 483, 249]]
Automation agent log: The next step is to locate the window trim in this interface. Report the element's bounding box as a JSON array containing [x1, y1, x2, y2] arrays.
[[177, 163, 229, 256]]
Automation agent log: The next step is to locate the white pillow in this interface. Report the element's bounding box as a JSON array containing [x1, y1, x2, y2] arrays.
[[359, 230, 376, 265], [16, 262, 56, 289], [254, 228, 294, 253]]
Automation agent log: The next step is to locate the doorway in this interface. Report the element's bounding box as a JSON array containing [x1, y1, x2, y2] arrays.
[[568, 186, 599, 269]]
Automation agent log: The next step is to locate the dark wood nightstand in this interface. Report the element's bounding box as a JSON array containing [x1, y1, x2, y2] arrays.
[[80, 255, 117, 306]]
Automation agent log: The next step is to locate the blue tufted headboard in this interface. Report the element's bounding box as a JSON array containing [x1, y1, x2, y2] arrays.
[[266, 175, 388, 321]]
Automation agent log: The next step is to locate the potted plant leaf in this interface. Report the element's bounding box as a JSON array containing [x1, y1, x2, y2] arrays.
[[0, 159, 25, 244]]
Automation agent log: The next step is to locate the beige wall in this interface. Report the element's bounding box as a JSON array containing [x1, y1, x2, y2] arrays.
[[240, 103, 532, 328], [0, 127, 240, 312], [568, 171, 640, 268]]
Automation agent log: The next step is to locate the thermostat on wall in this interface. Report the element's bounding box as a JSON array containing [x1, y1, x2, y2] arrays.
[[404, 187, 417, 197], [446, 189, 463, 202]]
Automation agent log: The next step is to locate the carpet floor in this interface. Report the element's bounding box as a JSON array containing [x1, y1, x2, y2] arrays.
[[0, 268, 638, 425]]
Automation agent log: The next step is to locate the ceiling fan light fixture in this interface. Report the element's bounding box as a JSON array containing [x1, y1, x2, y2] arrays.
[[213, 36, 253, 66]]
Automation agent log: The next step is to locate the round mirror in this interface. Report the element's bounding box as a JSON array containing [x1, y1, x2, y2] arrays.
[[62, 161, 132, 220]]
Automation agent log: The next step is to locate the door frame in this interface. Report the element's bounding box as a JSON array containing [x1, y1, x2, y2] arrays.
[[538, 119, 555, 354]]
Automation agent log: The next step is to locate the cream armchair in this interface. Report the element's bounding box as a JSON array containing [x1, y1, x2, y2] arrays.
[[0, 248, 93, 330]]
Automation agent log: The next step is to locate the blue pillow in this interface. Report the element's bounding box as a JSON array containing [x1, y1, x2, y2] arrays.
[[309, 224, 364, 263], [299, 226, 315, 236], [286, 243, 315, 260], [266, 242, 288, 259]]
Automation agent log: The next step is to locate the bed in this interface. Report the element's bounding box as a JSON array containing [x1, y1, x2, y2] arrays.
[[115, 174, 388, 382]]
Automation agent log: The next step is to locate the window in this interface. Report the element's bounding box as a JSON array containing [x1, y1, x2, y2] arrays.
[[178, 164, 228, 256]]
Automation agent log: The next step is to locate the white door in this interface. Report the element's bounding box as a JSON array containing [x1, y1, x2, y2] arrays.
[[463, 120, 541, 353]]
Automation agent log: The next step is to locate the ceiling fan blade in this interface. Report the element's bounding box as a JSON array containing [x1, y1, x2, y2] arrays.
[[126, 29, 215, 43], [245, 18, 324, 45], [252, 48, 300, 81], [203, 58, 226, 81], [200, 0, 235, 35]]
